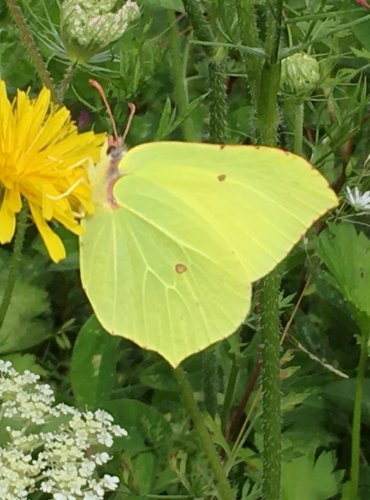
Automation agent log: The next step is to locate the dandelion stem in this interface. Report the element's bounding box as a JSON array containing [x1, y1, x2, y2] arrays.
[[6, 0, 60, 104], [173, 366, 235, 500], [0, 205, 28, 332]]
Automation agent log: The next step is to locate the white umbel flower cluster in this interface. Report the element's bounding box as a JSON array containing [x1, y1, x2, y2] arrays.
[[0, 360, 127, 499], [60, 0, 140, 62]]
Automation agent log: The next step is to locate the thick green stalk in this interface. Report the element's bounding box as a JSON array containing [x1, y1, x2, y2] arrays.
[[209, 61, 228, 143], [256, 1, 283, 499], [202, 59, 228, 416], [257, 63, 281, 144], [182, 0, 228, 145], [206, 58, 228, 414], [293, 103, 304, 156], [260, 269, 282, 500], [202, 60, 228, 416], [349, 327, 369, 500], [0, 205, 28, 331], [6, 0, 60, 103], [265, 1, 283, 64], [182, 0, 214, 58], [173, 367, 235, 500], [234, 0, 262, 104], [167, 11, 195, 141]]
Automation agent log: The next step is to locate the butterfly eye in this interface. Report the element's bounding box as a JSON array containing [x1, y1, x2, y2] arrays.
[[109, 147, 124, 161]]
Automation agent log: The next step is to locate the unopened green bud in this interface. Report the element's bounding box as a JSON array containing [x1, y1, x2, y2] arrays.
[[281, 52, 320, 100], [60, 0, 140, 63]]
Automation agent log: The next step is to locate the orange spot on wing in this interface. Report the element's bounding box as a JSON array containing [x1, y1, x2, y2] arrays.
[[218, 174, 226, 182], [175, 263, 187, 274]]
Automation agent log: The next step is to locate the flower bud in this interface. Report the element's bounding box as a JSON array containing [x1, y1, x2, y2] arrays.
[[60, 0, 140, 63], [280, 52, 320, 101]]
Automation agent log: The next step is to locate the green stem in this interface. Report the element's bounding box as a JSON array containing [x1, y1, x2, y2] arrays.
[[221, 354, 239, 433], [209, 61, 228, 143], [182, 0, 228, 144], [173, 366, 235, 500], [58, 64, 76, 102], [260, 270, 282, 500], [182, 0, 214, 58], [255, 1, 283, 498], [6, 0, 60, 104], [293, 103, 304, 156], [349, 328, 369, 500], [202, 349, 219, 418], [167, 11, 195, 142], [257, 63, 281, 144], [0, 205, 28, 331], [265, 0, 283, 65], [234, 0, 262, 105], [283, 100, 304, 155]]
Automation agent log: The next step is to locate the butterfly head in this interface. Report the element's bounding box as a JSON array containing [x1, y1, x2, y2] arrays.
[[89, 79, 136, 208], [107, 135, 126, 160]]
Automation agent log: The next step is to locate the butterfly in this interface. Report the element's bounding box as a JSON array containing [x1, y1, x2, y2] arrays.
[[80, 80, 338, 366]]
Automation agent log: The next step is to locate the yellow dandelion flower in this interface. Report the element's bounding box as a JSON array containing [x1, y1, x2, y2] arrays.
[[0, 80, 105, 263]]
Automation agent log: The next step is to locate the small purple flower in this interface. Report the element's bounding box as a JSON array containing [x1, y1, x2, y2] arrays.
[[77, 109, 92, 129]]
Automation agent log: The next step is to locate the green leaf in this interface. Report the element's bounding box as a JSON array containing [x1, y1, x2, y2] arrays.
[[70, 315, 119, 408], [132, 452, 156, 494], [2, 353, 46, 377], [281, 444, 342, 500], [350, 9, 370, 51], [317, 223, 370, 324], [155, 95, 206, 140], [155, 97, 176, 140], [0, 259, 51, 353], [322, 378, 370, 425], [139, 360, 179, 391]]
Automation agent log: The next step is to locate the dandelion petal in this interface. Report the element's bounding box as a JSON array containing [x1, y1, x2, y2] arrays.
[[29, 203, 66, 263]]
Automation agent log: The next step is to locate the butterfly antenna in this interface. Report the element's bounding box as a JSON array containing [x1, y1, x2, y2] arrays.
[[122, 103, 136, 143], [89, 79, 119, 141]]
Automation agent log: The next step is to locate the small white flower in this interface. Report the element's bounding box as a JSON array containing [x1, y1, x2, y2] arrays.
[[0, 360, 12, 373], [345, 186, 370, 211], [94, 452, 110, 465], [53, 494, 68, 500], [101, 474, 120, 491]]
